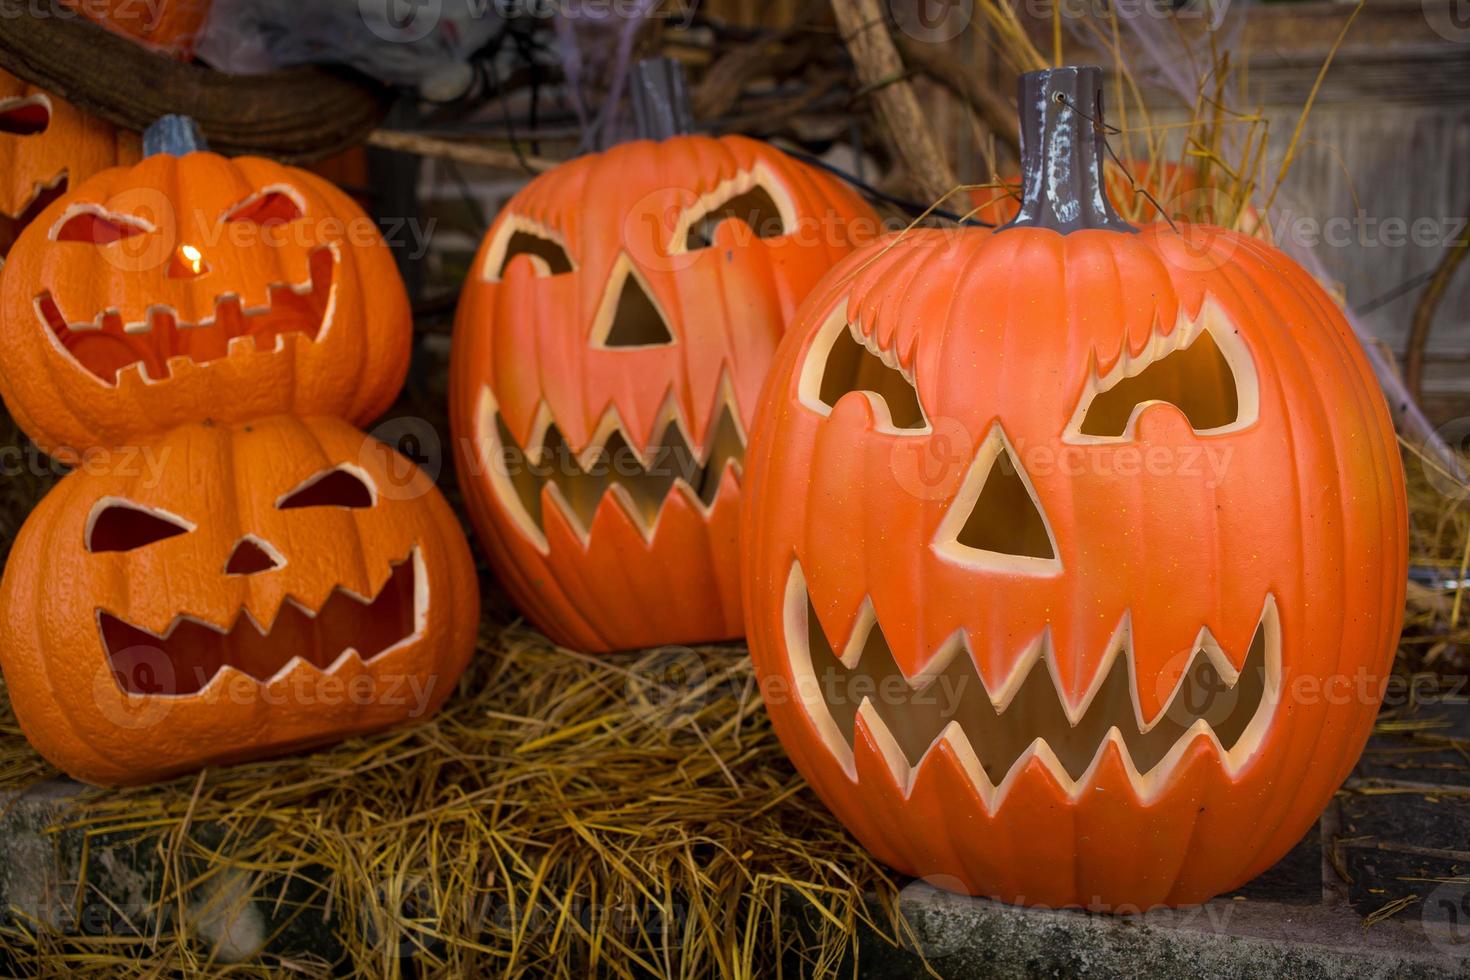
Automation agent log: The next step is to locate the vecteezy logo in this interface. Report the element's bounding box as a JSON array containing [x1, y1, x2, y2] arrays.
[[1424, 0, 1470, 42], [366, 416, 444, 500], [891, 0, 975, 43], [360, 0, 443, 43]]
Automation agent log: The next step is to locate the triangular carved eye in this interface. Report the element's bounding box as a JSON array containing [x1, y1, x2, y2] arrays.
[[224, 189, 304, 227], [591, 259, 674, 348], [933, 425, 1061, 574], [53, 209, 151, 244], [277, 467, 375, 509], [602, 273, 673, 347], [0, 96, 50, 136], [87, 500, 192, 553]]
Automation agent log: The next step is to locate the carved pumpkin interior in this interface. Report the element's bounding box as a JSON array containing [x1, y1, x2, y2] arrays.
[[38, 196, 335, 386], [491, 400, 745, 542], [1078, 328, 1240, 438], [85, 468, 424, 698], [792, 564, 1273, 784]]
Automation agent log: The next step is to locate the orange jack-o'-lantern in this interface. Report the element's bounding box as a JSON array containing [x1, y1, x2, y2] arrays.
[[0, 67, 139, 257], [0, 414, 479, 786], [451, 115, 877, 652], [741, 68, 1407, 908], [0, 116, 410, 458]]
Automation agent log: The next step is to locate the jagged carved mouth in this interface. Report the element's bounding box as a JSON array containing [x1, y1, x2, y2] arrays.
[[473, 386, 745, 550], [39, 244, 335, 385], [0, 174, 67, 258], [101, 550, 423, 697], [782, 562, 1280, 803]]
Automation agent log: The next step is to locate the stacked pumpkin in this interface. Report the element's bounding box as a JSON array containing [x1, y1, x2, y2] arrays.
[[0, 111, 478, 785]]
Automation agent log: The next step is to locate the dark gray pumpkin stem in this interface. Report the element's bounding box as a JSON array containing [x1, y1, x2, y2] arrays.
[[999, 66, 1135, 235], [630, 57, 693, 141], [143, 115, 208, 157]]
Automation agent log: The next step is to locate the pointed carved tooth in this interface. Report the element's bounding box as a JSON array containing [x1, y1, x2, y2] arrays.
[[227, 334, 254, 356], [524, 403, 554, 466], [113, 360, 148, 388], [856, 697, 913, 791], [836, 600, 876, 670], [197, 664, 250, 696], [264, 655, 321, 686], [327, 648, 370, 673]]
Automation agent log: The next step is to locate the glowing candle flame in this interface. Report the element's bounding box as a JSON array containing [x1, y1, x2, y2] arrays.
[[180, 244, 203, 275]]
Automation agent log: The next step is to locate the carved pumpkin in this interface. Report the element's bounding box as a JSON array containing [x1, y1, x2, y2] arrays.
[[0, 117, 410, 458], [450, 132, 877, 652], [741, 69, 1407, 908], [0, 67, 139, 257], [0, 414, 479, 786], [59, 0, 212, 59]]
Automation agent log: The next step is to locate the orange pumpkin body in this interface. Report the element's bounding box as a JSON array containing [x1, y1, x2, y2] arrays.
[[0, 414, 479, 786], [0, 68, 139, 256], [741, 70, 1407, 908], [60, 0, 212, 59], [0, 150, 411, 457], [450, 134, 877, 652]]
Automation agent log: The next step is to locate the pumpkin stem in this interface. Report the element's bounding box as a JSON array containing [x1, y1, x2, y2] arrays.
[[999, 66, 1135, 235], [143, 115, 208, 157], [630, 57, 693, 141]]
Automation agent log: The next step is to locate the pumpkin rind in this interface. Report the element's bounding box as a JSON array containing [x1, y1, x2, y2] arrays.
[[0, 151, 411, 456], [450, 134, 878, 652], [0, 415, 479, 786]]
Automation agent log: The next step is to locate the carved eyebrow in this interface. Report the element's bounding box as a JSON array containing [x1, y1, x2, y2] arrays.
[[670, 167, 795, 253], [50, 204, 155, 243], [797, 305, 927, 433], [222, 185, 306, 225], [1065, 299, 1260, 443], [482, 218, 575, 281]]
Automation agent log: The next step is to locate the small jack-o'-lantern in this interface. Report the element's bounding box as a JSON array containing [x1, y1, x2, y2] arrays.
[[0, 116, 410, 458], [0, 414, 479, 785], [451, 96, 877, 651], [0, 68, 139, 257], [741, 68, 1407, 908]]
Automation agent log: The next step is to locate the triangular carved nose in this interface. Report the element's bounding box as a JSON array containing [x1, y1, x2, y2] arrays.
[[934, 425, 1061, 574], [225, 535, 282, 575], [593, 259, 674, 348]]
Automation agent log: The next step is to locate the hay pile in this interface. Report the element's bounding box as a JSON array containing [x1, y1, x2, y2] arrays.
[[0, 623, 911, 977]]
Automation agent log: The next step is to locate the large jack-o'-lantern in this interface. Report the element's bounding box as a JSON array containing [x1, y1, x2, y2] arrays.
[[741, 68, 1407, 908], [451, 63, 878, 652], [0, 116, 410, 458], [0, 414, 479, 786], [0, 67, 139, 258]]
